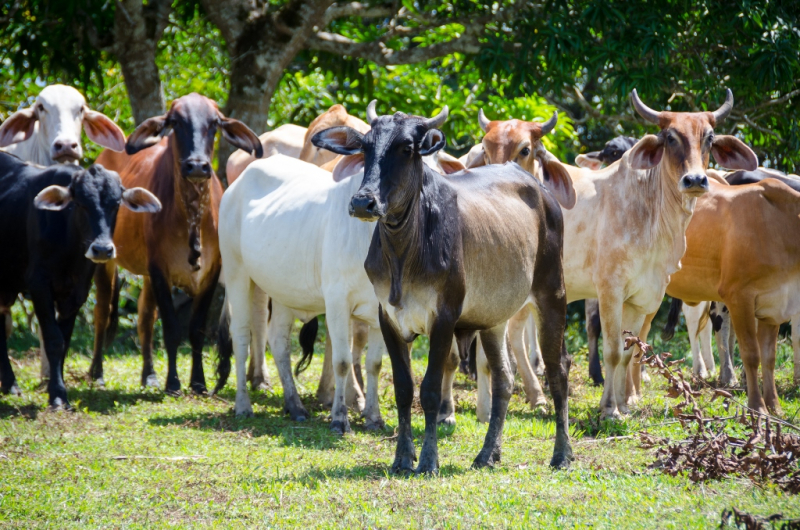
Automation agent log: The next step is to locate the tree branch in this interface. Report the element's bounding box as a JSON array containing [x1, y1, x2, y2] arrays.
[[323, 2, 394, 26]]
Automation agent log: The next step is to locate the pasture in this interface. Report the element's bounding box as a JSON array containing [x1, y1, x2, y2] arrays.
[[2, 315, 798, 528]]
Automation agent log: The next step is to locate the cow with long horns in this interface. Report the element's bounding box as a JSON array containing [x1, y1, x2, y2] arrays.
[[312, 102, 573, 473], [469, 90, 758, 419]]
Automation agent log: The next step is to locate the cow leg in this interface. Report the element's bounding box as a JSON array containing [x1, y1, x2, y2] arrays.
[[758, 321, 781, 415], [89, 261, 115, 386], [148, 267, 182, 395], [187, 270, 221, 395], [416, 315, 457, 474], [247, 288, 270, 391], [138, 276, 160, 388], [792, 317, 800, 385], [585, 298, 604, 386], [713, 303, 738, 387], [627, 312, 654, 403], [363, 326, 386, 430], [352, 320, 369, 393], [29, 282, 68, 408], [325, 302, 359, 434], [267, 302, 309, 421], [379, 307, 416, 474], [0, 311, 20, 395], [316, 332, 335, 408], [472, 323, 514, 469], [508, 305, 546, 408], [684, 303, 708, 378], [475, 338, 492, 423], [599, 294, 643, 419], [525, 312, 544, 376], [38, 327, 50, 384], [226, 274, 254, 417], [699, 303, 714, 376], [437, 339, 458, 427], [344, 323, 365, 412], [727, 298, 767, 414]]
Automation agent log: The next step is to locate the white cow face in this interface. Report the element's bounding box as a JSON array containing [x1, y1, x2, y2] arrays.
[[0, 84, 126, 163]]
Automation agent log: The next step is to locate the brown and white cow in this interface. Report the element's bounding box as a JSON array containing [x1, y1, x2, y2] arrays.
[[89, 93, 262, 394], [472, 90, 758, 418]]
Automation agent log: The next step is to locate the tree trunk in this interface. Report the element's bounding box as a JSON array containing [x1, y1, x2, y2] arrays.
[[113, 0, 172, 124]]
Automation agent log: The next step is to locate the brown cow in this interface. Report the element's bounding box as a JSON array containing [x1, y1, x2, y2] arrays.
[[630, 178, 800, 414], [471, 90, 758, 418], [226, 124, 306, 184], [89, 93, 262, 394]]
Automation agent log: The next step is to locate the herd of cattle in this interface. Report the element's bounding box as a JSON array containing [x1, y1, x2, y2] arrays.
[[1, 84, 799, 473]]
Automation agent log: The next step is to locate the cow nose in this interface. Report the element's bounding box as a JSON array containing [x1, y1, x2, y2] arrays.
[[87, 242, 115, 262], [52, 140, 80, 161], [680, 173, 709, 192], [349, 194, 380, 219], [182, 158, 212, 179]]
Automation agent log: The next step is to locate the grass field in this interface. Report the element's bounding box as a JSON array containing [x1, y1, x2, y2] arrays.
[[1, 312, 799, 528]]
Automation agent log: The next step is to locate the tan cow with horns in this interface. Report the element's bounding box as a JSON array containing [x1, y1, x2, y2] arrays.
[[470, 90, 758, 418]]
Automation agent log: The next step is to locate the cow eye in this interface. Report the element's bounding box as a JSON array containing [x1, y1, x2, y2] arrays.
[[403, 145, 413, 155], [37, 104, 45, 113], [520, 147, 531, 157], [667, 135, 676, 145]]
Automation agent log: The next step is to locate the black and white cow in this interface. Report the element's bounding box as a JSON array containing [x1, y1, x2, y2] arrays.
[[0, 152, 160, 407]]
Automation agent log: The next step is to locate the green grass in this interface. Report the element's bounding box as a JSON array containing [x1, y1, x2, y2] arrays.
[[1, 318, 799, 529]]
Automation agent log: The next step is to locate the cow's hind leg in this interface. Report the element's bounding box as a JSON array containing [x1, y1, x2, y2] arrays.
[[472, 323, 513, 469], [267, 302, 309, 421], [684, 303, 709, 379], [325, 301, 359, 434], [437, 339, 459, 427], [712, 303, 738, 387], [148, 267, 182, 395], [792, 317, 800, 385], [758, 320, 781, 415], [727, 297, 767, 414], [352, 320, 369, 393], [508, 305, 546, 409], [89, 261, 115, 386], [316, 332, 335, 408], [525, 313, 544, 376], [363, 326, 386, 430], [227, 275, 254, 417], [475, 339, 492, 423], [188, 269, 221, 395], [585, 299, 603, 385], [138, 276, 160, 388], [627, 312, 654, 403], [247, 290, 271, 392], [0, 311, 20, 395], [379, 308, 416, 474]]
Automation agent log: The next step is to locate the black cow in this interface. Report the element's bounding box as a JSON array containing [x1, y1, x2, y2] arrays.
[[313, 102, 573, 473], [0, 152, 160, 408], [576, 136, 638, 170]]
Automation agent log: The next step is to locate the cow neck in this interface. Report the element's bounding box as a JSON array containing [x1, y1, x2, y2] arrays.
[[644, 163, 698, 268], [377, 167, 453, 307], [167, 136, 211, 271]]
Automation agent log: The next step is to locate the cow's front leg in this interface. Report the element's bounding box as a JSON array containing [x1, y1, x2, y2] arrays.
[[89, 261, 116, 386], [473, 323, 513, 469], [0, 311, 20, 396], [138, 276, 160, 388], [226, 274, 254, 417], [188, 269, 221, 395], [417, 315, 457, 475], [379, 307, 416, 474], [266, 302, 309, 421], [684, 302, 710, 379], [437, 339, 459, 427], [247, 288, 271, 392], [758, 321, 781, 415], [363, 326, 386, 430], [148, 267, 182, 395], [316, 332, 335, 408], [727, 298, 766, 414], [793, 317, 800, 385], [351, 320, 369, 393], [597, 289, 624, 419], [325, 301, 360, 434], [29, 282, 68, 408], [713, 303, 738, 387], [475, 339, 492, 423]]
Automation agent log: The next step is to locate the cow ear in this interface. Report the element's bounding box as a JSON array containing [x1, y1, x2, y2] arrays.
[[332, 153, 365, 182], [126, 115, 169, 155], [122, 187, 162, 213], [83, 107, 126, 152], [436, 151, 466, 174], [535, 145, 576, 209], [218, 115, 264, 158], [34, 185, 72, 211], [312, 126, 364, 155], [419, 129, 445, 156], [0, 107, 38, 147], [466, 145, 487, 169], [712, 135, 758, 171], [628, 135, 664, 170], [575, 153, 604, 170]]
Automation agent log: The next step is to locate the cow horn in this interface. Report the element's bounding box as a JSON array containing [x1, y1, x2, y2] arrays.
[[423, 105, 449, 129], [478, 109, 491, 132], [712, 89, 734, 123], [540, 111, 558, 135], [631, 89, 661, 124], [366, 100, 378, 124]]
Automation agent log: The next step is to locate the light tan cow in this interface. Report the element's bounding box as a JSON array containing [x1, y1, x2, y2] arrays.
[[470, 90, 758, 418]]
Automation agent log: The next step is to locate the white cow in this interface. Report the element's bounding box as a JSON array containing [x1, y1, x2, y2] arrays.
[[0, 84, 126, 380]]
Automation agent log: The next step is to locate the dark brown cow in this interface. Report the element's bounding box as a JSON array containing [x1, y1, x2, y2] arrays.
[[89, 93, 262, 394]]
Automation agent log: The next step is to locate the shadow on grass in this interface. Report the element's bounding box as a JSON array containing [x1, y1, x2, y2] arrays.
[[0, 402, 39, 420], [277, 462, 468, 484]]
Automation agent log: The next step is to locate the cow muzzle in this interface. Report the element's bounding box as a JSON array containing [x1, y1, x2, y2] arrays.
[[181, 158, 212, 181], [86, 241, 116, 263], [52, 140, 81, 163], [679, 173, 710, 195], [349, 192, 383, 221]]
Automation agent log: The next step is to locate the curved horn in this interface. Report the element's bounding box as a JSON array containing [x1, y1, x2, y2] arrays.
[[631, 89, 661, 124], [478, 108, 491, 132], [423, 105, 449, 129], [540, 111, 558, 135], [366, 100, 378, 124], [711, 89, 734, 123]]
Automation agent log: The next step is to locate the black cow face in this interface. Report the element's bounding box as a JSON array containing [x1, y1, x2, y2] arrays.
[[585, 136, 638, 165], [312, 103, 448, 222], [34, 165, 161, 262], [124, 93, 263, 181]]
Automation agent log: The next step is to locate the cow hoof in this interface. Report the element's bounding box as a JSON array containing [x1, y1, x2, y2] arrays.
[[251, 381, 271, 392], [191, 383, 208, 396], [600, 408, 622, 421], [3, 383, 22, 396], [641, 370, 651, 383], [415, 460, 440, 475], [48, 396, 72, 412], [549, 451, 573, 469], [330, 420, 351, 435], [235, 406, 254, 418], [143, 374, 159, 388], [391, 459, 415, 475], [95, 378, 105, 389], [286, 405, 309, 422], [365, 418, 386, 431], [472, 450, 500, 470], [165, 387, 183, 398], [437, 414, 456, 427]]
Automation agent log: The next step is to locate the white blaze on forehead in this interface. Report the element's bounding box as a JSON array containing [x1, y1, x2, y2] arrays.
[[36, 85, 88, 158]]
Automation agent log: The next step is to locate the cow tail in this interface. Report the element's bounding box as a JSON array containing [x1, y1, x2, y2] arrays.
[[294, 317, 319, 376], [661, 297, 683, 341], [213, 300, 233, 395]]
